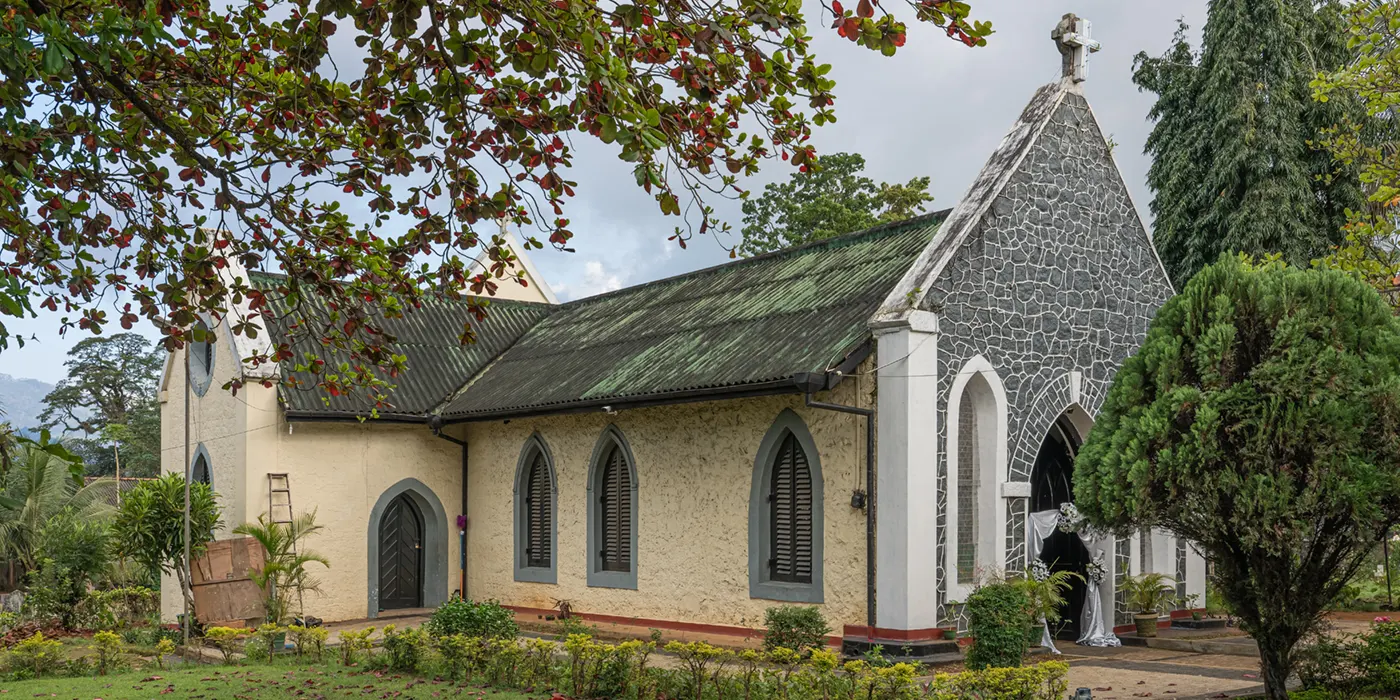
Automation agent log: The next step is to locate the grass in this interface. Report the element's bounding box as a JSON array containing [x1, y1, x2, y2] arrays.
[[1, 658, 541, 700]]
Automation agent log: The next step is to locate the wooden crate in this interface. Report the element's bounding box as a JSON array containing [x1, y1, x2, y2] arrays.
[[191, 537, 266, 628]]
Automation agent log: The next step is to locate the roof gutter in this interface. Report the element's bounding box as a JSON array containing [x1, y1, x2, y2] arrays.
[[436, 377, 810, 424], [796, 372, 876, 631], [428, 415, 469, 600]]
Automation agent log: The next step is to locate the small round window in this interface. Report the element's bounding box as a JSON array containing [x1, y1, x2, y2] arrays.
[[188, 319, 214, 396]]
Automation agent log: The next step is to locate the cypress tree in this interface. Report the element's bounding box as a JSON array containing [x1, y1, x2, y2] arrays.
[[1134, 0, 1364, 287]]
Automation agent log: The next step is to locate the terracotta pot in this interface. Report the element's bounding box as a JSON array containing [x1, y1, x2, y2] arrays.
[[1134, 613, 1159, 637]]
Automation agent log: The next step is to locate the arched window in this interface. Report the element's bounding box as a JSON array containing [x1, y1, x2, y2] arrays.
[[769, 433, 814, 583], [598, 445, 632, 572], [587, 426, 638, 589], [189, 445, 212, 486], [749, 410, 824, 603], [188, 319, 215, 396], [945, 356, 1007, 600], [514, 435, 557, 583]]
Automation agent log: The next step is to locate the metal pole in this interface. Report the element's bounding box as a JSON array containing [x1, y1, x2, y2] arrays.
[[1386, 529, 1394, 610], [183, 339, 192, 647], [804, 391, 876, 630]]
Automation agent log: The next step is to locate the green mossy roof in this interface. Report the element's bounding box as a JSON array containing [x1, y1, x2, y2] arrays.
[[254, 211, 945, 420]]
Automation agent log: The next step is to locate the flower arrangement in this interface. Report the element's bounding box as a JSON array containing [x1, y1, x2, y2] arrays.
[[1030, 558, 1051, 582], [1057, 503, 1084, 533], [1086, 556, 1107, 584]]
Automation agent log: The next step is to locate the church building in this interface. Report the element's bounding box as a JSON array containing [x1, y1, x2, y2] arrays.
[[160, 20, 1206, 654]]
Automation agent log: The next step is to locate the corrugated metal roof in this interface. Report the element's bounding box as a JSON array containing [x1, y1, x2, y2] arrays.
[[248, 212, 944, 421], [436, 212, 946, 420], [247, 271, 553, 418]]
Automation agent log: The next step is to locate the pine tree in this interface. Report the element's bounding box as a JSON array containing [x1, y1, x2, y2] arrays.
[[1135, 0, 1364, 286]]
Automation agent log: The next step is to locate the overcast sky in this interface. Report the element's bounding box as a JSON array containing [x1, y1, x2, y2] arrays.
[[1, 2, 1209, 384]]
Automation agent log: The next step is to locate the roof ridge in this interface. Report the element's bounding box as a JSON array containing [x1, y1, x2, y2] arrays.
[[245, 269, 556, 310], [554, 208, 952, 308]]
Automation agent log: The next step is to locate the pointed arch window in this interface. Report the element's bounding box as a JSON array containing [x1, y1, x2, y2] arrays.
[[768, 434, 814, 583], [749, 410, 824, 603], [587, 426, 638, 589], [189, 444, 212, 486], [514, 435, 557, 583]]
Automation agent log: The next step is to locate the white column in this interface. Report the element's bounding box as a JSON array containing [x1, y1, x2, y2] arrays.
[[873, 311, 939, 632]]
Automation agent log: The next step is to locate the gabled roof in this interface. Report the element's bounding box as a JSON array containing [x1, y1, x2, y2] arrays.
[[248, 271, 553, 420], [256, 212, 945, 422], [437, 212, 946, 421]]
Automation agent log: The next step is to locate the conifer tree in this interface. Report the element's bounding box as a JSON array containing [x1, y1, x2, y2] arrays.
[[1134, 1, 1364, 286]]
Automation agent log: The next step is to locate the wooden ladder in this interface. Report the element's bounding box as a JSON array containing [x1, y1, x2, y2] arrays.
[[268, 473, 294, 526]]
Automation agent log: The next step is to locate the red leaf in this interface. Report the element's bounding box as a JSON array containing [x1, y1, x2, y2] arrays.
[[857, 0, 872, 17], [831, 0, 843, 13]]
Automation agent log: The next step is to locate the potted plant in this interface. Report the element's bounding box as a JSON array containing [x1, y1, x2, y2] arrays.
[[1122, 572, 1176, 637], [234, 510, 329, 650], [940, 601, 962, 640], [1016, 560, 1083, 645]]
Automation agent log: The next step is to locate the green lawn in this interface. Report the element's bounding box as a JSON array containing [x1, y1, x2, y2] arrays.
[[2, 659, 539, 700]]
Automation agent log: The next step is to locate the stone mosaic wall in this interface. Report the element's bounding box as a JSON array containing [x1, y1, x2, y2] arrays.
[[925, 90, 1175, 622]]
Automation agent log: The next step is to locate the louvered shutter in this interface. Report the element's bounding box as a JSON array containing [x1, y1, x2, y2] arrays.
[[599, 446, 632, 572], [769, 434, 813, 583], [524, 453, 551, 568]]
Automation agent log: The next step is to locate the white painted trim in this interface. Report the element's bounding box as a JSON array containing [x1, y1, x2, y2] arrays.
[[874, 325, 940, 630], [943, 355, 1009, 601], [876, 83, 1071, 321]]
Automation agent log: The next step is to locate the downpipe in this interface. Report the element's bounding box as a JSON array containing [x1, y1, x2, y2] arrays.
[[429, 416, 469, 600], [803, 390, 876, 630]]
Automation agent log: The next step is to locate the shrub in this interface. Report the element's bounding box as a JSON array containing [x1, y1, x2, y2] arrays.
[[928, 661, 1070, 700], [6, 631, 65, 678], [762, 605, 830, 653], [92, 630, 123, 675], [338, 626, 376, 666], [121, 624, 181, 648], [289, 624, 328, 660], [154, 638, 176, 669], [426, 596, 518, 639], [1358, 620, 1400, 692], [381, 624, 428, 673], [245, 623, 283, 662], [203, 626, 249, 664], [965, 582, 1033, 670], [435, 634, 476, 682]]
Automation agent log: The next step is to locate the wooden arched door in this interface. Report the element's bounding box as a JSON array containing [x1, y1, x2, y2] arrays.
[[378, 493, 424, 610]]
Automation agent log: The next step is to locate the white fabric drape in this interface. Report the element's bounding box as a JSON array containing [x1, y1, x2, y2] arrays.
[[1026, 509, 1121, 650]]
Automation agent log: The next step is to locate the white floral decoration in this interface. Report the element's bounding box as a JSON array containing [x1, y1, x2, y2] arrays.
[[1030, 558, 1051, 582], [1086, 556, 1107, 583]]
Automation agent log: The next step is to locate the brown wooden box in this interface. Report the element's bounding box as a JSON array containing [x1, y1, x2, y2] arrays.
[[190, 537, 266, 628]]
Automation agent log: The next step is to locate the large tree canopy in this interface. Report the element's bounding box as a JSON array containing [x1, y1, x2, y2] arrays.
[[1314, 0, 1400, 306], [1133, 0, 1363, 287], [738, 151, 932, 256], [39, 333, 161, 477], [1074, 256, 1400, 700], [0, 0, 988, 405]]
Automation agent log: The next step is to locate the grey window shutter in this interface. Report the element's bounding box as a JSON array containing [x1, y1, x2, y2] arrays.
[[525, 453, 551, 568], [769, 433, 813, 584], [600, 446, 632, 572]]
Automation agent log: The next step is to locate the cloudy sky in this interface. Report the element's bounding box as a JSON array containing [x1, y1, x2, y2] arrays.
[[2, 1, 1209, 384]]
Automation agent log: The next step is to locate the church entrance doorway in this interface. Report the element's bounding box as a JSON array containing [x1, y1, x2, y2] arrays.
[[1030, 413, 1091, 640], [378, 493, 424, 611]]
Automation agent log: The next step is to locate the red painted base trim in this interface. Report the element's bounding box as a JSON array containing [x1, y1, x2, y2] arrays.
[[841, 625, 952, 642], [505, 605, 843, 647]]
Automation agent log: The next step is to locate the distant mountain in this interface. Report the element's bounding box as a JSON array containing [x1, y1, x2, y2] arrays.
[[0, 373, 53, 433]]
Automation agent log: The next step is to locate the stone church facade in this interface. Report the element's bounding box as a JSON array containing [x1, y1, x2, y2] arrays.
[[160, 72, 1205, 651]]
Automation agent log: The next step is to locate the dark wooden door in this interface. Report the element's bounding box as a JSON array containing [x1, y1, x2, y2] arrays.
[[1030, 415, 1089, 640], [378, 494, 423, 610]]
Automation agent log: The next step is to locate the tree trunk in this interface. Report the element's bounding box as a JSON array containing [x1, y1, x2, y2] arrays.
[[173, 559, 197, 619], [1256, 632, 1297, 700]]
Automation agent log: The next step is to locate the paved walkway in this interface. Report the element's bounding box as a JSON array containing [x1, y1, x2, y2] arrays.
[[1060, 646, 1267, 700]]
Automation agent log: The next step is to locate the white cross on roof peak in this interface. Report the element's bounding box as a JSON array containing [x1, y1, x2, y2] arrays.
[[1052, 13, 1101, 84]]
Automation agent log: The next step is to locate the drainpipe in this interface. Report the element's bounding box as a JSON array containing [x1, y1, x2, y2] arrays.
[[429, 416, 468, 600], [797, 373, 876, 631]]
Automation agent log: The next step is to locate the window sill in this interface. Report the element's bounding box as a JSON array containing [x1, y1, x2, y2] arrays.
[[587, 570, 637, 590], [514, 566, 556, 584], [750, 580, 823, 604]]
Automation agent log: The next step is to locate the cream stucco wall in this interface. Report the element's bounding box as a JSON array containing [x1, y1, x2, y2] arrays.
[[463, 372, 876, 631], [160, 325, 465, 624]]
